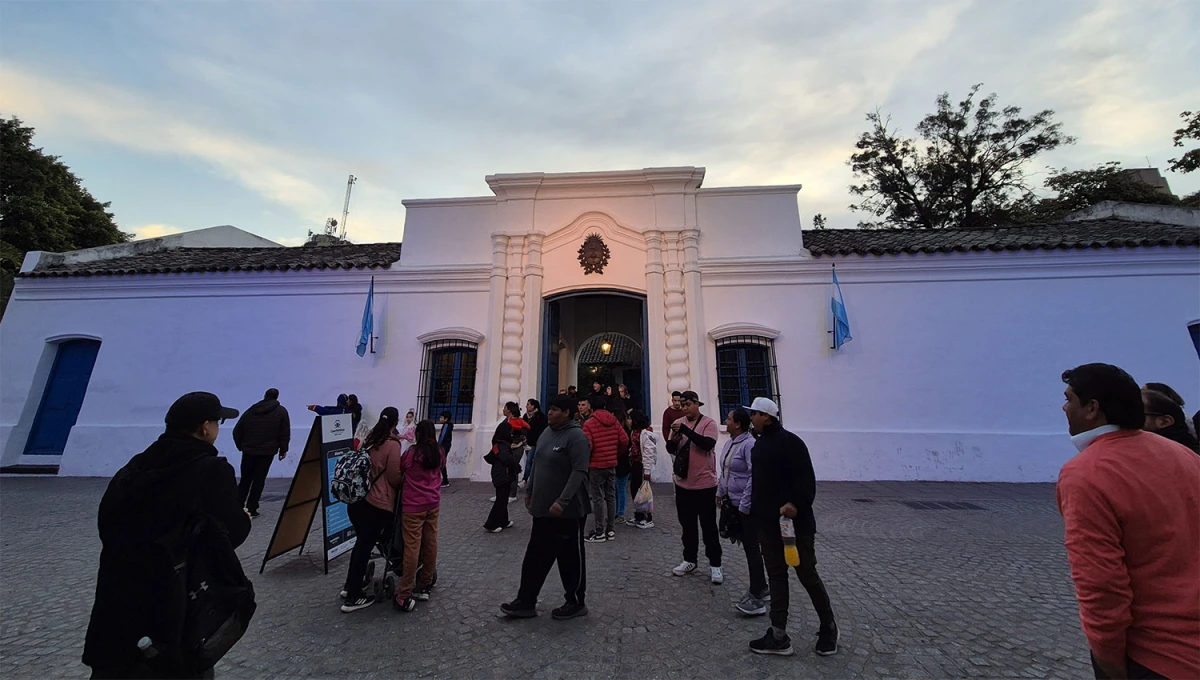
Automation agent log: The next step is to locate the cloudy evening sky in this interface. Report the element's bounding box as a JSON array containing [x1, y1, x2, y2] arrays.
[[2, 0, 1198, 246]]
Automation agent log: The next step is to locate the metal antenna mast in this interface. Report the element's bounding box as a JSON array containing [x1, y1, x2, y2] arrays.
[[338, 174, 357, 241]]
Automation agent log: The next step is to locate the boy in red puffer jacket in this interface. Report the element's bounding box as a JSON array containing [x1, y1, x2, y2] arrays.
[[583, 395, 629, 542]]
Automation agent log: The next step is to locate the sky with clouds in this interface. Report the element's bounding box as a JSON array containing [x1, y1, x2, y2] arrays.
[[2, 0, 1197, 246]]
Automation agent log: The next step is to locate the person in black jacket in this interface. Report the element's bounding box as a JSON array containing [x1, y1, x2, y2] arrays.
[[484, 402, 523, 532], [742, 397, 838, 658], [522, 398, 548, 489], [437, 410, 454, 487], [84, 392, 252, 679], [233, 388, 291, 517]]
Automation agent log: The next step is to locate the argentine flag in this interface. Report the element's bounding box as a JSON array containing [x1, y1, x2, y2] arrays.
[[831, 267, 852, 350], [356, 277, 374, 357]]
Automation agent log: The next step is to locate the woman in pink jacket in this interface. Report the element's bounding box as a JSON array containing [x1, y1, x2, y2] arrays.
[[341, 407, 404, 613]]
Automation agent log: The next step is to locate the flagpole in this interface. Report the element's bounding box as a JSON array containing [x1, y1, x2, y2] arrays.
[[369, 276, 376, 355], [828, 263, 835, 349]]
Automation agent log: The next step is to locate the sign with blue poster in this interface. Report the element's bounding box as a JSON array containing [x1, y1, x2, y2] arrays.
[[260, 414, 358, 576], [319, 414, 357, 562]]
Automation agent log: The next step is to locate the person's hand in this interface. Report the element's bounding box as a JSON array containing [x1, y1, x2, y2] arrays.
[[780, 502, 798, 519], [715, 495, 724, 508], [548, 501, 564, 518], [524, 496, 532, 510], [307, 405, 317, 411], [670, 421, 681, 433], [244, 508, 253, 520], [278, 452, 287, 461]]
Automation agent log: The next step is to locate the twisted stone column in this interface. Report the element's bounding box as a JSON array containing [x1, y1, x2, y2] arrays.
[[499, 238, 525, 408], [663, 231, 690, 392]]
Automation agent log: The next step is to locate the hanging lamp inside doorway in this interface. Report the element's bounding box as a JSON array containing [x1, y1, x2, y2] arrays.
[[600, 298, 612, 355]]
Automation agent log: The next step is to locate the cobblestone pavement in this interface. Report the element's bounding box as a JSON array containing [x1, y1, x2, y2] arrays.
[[0, 478, 1091, 679]]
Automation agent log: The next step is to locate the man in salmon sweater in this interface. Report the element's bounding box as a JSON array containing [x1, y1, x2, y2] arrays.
[[1058, 363, 1200, 680], [583, 395, 628, 543]]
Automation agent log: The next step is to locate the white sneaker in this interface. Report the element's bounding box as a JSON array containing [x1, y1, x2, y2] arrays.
[[711, 566, 724, 584], [672, 561, 697, 576], [636, 519, 655, 529], [507, 496, 517, 504], [488, 496, 497, 502]]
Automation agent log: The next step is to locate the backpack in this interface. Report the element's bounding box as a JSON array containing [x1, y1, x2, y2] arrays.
[[143, 508, 257, 676], [331, 448, 377, 505]]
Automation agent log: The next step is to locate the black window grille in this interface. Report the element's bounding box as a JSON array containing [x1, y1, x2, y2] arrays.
[[714, 335, 780, 419], [418, 340, 478, 424]]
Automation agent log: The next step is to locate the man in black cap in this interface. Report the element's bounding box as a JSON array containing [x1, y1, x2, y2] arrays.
[[84, 392, 252, 679]]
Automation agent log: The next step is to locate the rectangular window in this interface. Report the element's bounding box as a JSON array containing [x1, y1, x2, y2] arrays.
[[418, 340, 478, 424], [714, 335, 780, 419]]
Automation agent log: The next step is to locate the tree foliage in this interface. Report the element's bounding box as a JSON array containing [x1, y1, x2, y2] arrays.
[[811, 213, 827, 230], [0, 116, 129, 315], [1017, 162, 1182, 222], [1168, 110, 1199, 175], [849, 85, 1074, 229]]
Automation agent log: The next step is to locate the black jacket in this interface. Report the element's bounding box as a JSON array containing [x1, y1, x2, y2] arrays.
[[525, 411, 548, 449], [486, 421, 521, 486], [748, 421, 817, 536], [83, 432, 252, 672], [232, 399, 290, 457], [1154, 422, 1200, 454], [438, 422, 454, 452]]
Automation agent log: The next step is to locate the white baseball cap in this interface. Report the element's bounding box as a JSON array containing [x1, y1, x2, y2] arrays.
[[744, 397, 780, 418]]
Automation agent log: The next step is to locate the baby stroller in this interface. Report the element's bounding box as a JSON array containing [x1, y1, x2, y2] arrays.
[[358, 480, 438, 601]]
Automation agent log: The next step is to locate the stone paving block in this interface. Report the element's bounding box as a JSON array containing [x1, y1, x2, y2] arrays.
[[0, 478, 1091, 678]]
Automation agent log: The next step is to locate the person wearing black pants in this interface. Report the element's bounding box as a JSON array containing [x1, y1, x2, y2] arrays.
[[675, 485, 722, 567], [484, 403, 522, 532], [502, 395, 592, 620], [342, 500, 393, 604], [437, 411, 453, 488], [232, 388, 291, 517], [516, 517, 587, 607], [668, 391, 723, 581], [744, 397, 838, 657]]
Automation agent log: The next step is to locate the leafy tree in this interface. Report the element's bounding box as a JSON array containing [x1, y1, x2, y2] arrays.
[[849, 85, 1074, 229], [1168, 110, 1199, 175], [1018, 162, 1181, 222], [0, 116, 129, 315], [811, 213, 827, 230]]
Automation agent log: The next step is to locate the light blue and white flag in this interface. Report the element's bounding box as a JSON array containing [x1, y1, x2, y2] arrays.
[[831, 267, 852, 350], [356, 277, 374, 357]]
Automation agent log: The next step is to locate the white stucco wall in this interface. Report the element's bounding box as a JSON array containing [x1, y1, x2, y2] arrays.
[[698, 247, 1200, 482], [0, 266, 494, 480]]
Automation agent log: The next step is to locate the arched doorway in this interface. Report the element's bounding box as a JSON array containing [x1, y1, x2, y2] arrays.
[[541, 290, 649, 414]]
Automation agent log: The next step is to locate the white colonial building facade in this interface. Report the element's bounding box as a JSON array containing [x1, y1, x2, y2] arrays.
[[2, 168, 1197, 483]]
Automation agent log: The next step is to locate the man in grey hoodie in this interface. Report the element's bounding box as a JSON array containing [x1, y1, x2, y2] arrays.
[[501, 395, 592, 621]]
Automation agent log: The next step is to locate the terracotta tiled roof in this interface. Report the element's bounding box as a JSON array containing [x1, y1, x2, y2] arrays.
[[21, 243, 403, 278], [802, 219, 1198, 257]]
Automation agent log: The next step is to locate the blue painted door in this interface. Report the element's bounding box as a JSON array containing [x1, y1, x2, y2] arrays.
[[24, 340, 101, 456]]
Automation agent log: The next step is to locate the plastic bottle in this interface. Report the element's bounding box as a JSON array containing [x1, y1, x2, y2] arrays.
[[137, 637, 158, 660], [780, 516, 800, 567]]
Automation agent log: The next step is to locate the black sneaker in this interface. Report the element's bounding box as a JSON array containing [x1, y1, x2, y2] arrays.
[[605, 530, 616, 540], [248, 510, 260, 518], [393, 596, 416, 612], [413, 586, 431, 602], [340, 594, 376, 613], [505, 520, 515, 529], [815, 623, 839, 656], [441, 481, 451, 488], [584, 530, 607, 543], [500, 599, 537, 618], [749, 627, 794, 656], [551, 601, 588, 620]]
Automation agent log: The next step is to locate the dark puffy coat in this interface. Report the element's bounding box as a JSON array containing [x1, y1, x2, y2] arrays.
[[748, 421, 817, 536], [486, 420, 521, 486], [583, 409, 629, 470], [232, 399, 291, 457], [83, 432, 251, 674]]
